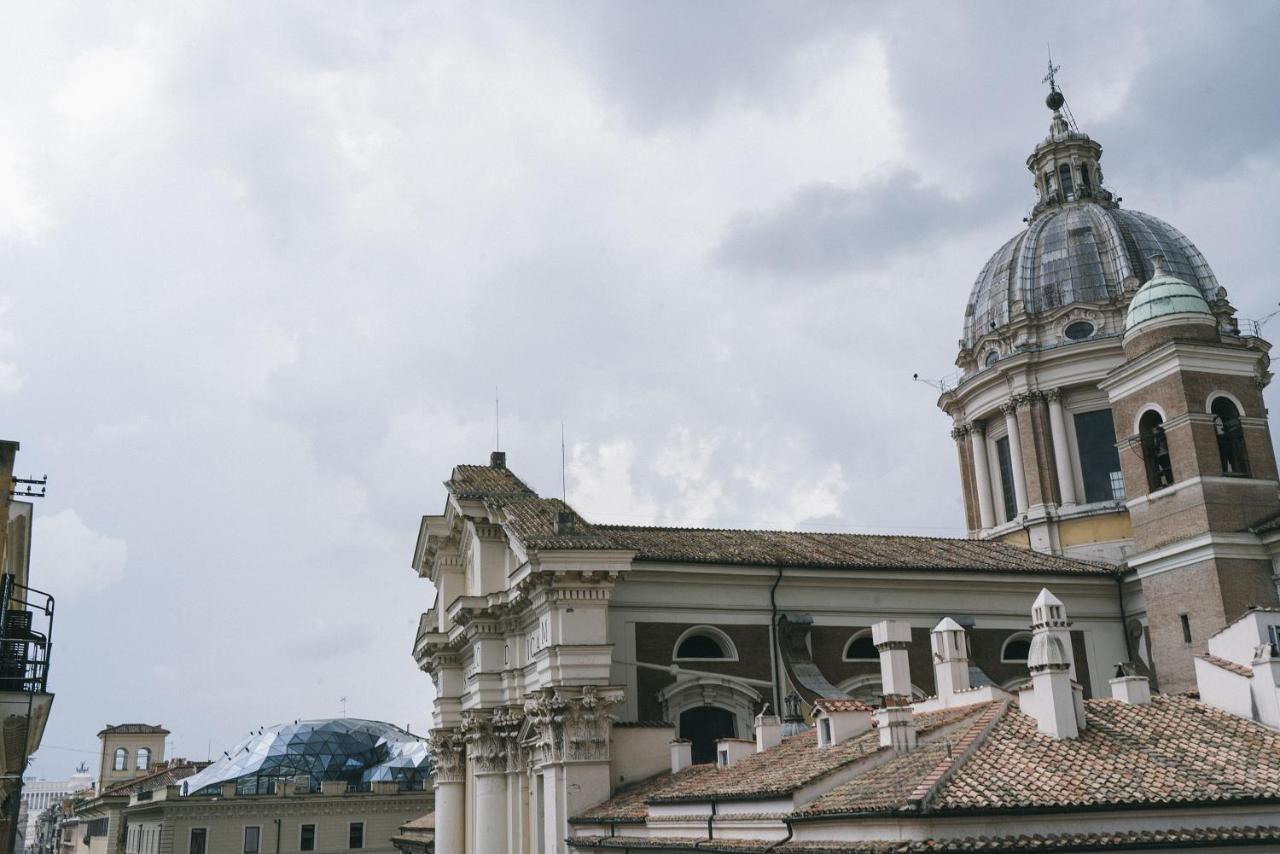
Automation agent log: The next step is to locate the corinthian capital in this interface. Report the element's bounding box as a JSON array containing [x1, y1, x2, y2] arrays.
[[426, 728, 466, 784], [1043, 387, 1063, 403], [950, 423, 972, 440]]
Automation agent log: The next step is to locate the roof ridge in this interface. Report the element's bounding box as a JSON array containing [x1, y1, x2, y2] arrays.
[[905, 700, 1009, 814]]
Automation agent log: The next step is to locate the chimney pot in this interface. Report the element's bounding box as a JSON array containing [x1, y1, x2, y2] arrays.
[[1109, 674, 1151, 705], [754, 710, 782, 753], [669, 739, 692, 774], [553, 510, 576, 535], [490, 451, 506, 469]]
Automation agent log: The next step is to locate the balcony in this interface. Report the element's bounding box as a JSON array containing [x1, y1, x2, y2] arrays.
[[0, 573, 55, 775]]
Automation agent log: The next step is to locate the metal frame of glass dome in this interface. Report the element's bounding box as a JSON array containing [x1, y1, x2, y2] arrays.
[[181, 719, 431, 797]]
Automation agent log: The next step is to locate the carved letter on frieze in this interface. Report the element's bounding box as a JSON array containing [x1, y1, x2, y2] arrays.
[[426, 729, 466, 784]]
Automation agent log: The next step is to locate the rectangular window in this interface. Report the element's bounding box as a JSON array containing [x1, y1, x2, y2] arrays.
[[300, 825, 316, 852], [349, 822, 364, 850], [1073, 409, 1124, 503], [995, 436, 1017, 522], [189, 829, 208, 854], [243, 826, 260, 854], [1180, 613, 1192, 644], [820, 718, 832, 746]]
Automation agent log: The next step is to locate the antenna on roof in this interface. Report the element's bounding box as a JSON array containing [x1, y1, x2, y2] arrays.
[[340, 696, 348, 718], [560, 422, 567, 503], [912, 373, 946, 392], [495, 387, 501, 451]]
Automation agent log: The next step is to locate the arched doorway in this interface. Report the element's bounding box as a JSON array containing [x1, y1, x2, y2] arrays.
[[678, 706, 736, 764]]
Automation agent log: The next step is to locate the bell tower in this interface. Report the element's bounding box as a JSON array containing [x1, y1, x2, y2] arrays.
[[1100, 256, 1279, 692]]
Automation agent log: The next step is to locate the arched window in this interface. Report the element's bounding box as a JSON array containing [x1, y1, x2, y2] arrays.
[[113, 748, 127, 771], [1001, 632, 1032, 663], [1211, 397, 1249, 475], [984, 350, 999, 368], [136, 747, 151, 770], [1138, 410, 1174, 490], [842, 631, 878, 661], [673, 627, 737, 661], [1058, 163, 1074, 200], [1079, 163, 1093, 194]]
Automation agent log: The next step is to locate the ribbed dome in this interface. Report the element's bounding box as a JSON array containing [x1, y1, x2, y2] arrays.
[[962, 203, 1219, 347], [1125, 266, 1213, 331]]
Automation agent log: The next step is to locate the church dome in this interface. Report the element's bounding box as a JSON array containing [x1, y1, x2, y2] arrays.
[[1124, 256, 1213, 331], [963, 204, 1219, 347]]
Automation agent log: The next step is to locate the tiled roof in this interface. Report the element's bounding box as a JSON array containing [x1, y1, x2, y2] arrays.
[[100, 761, 208, 797], [813, 698, 874, 714], [626, 706, 982, 808], [572, 769, 718, 823], [491, 498, 617, 551], [440, 461, 1116, 575], [594, 526, 1114, 575], [446, 463, 536, 500], [929, 695, 1280, 813], [1197, 653, 1253, 677], [96, 724, 169, 736], [571, 827, 1280, 852]]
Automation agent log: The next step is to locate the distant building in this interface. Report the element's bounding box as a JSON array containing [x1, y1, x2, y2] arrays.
[[94, 726, 169, 795], [67, 719, 431, 854], [16, 765, 91, 853]]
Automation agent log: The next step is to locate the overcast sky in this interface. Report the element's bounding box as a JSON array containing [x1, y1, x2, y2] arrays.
[[5, 1, 1278, 779]]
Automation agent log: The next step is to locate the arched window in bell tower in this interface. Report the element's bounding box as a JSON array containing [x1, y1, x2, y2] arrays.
[[1139, 410, 1174, 491], [1211, 396, 1250, 476], [1058, 163, 1074, 200]]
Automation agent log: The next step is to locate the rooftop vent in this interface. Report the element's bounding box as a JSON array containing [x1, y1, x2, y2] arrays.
[[553, 511, 576, 535], [490, 451, 506, 469]]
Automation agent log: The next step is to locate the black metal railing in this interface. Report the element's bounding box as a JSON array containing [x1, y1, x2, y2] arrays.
[[0, 573, 54, 694]]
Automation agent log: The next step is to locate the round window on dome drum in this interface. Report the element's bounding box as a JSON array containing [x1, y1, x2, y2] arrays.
[[1064, 321, 1095, 341]]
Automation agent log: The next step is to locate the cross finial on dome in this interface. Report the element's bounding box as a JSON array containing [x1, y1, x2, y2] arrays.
[[1043, 46, 1065, 111]]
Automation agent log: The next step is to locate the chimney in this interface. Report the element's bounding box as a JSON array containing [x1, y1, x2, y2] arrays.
[[873, 695, 917, 753], [1109, 663, 1151, 706], [754, 708, 782, 753], [670, 739, 692, 774], [1024, 589, 1081, 739], [812, 698, 873, 748], [715, 738, 754, 767], [552, 510, 576, 536], [931, 617, 971, 701], [871, 619, 913, 699], [490, 450, 506, 469], [1251, 643, 1280, 728]]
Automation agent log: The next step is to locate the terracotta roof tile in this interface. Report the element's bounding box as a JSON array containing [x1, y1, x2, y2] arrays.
[[1197, 653, 1253, 677], [929, 695, 1280, 812], [570, 826, 1280, 851], [813, 698, 874, 714], [446, 464, 537, 500], [100, 761, 208, 797], [645, 706, 984, 805], [491, 498, 617, 551], [594, 526, 1114, 575]]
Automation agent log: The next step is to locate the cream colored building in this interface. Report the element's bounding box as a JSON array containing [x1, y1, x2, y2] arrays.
[[120, 780, 428, 854]]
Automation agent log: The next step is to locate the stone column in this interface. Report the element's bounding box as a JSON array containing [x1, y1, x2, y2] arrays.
[[1002, 400, 1030, 515], [525, 686, 623, 854], [463, 712, 509, 854], [968, 422, 996, 529], [951, 423, 978, 531], [1045, 389, 1078, 507], [496, 708, 527, 854], [427, 729, 466, 854]]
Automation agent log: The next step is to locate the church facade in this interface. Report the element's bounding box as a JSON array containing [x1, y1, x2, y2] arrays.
[[410, 86, 1280, 854]]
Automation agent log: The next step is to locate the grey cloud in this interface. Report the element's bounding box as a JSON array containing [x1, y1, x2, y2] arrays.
[[714, 170, 989, 276]]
